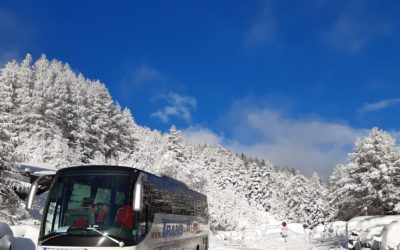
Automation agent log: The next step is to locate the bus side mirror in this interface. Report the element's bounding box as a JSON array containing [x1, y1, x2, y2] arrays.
[[26, 181, 38, 210], [133, 182, 142, 211], [133, 174, 146, 212], [26, 174, 54, 210]]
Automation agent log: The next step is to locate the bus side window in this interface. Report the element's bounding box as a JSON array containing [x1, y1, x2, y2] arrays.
[[137, 178, 152, 238], [148, 175, 170, 215]]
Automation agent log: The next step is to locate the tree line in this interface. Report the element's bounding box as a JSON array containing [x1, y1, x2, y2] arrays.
[[1, 55, 399, 229]]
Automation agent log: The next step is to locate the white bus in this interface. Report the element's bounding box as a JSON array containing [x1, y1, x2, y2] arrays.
[[27, 165, 209, 250]]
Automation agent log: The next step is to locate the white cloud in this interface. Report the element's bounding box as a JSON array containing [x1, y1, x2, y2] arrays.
[[214, 99, 368, 177], [121, 65, 167, 91], [181, 125, 224, 147], [179, 96, 400, 178], [132, 65, 167, 87], [150, 92, 197, 123], [180, 101, 366, 177], [118, 64, 169, 101], [244, 4, 277, 47], [358, 98, 400, 115]]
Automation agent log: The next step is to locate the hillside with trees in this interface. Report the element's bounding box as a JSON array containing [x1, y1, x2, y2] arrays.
[[1, 55, 400, 229]]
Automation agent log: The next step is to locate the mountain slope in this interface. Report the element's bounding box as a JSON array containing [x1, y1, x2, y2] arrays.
[[0, 54, 332, 229]]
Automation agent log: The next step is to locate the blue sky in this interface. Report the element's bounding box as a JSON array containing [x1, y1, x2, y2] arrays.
[[2, 0, 400, 177]]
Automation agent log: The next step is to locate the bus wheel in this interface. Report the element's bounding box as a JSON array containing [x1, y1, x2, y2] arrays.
[[196, 245, 199, 250]]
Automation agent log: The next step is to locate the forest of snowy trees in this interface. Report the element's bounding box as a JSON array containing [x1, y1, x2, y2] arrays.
[[1, 55, 400, 230]]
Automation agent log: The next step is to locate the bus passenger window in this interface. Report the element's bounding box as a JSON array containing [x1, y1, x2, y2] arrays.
[[115, 191, 125, 206], [137, 178, 152, 238]]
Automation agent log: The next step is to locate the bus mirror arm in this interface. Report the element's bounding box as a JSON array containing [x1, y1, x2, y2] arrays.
[[26, 174, 54, 210]]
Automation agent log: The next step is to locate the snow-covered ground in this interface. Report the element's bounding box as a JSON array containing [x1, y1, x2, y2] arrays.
[[5, 217, 399, 250], [210, 223, 345, 250], [1, 221, 345, 250], [9, 224, 38, 250]]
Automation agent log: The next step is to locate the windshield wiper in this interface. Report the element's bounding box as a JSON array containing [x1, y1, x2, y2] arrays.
[[86, 227, 125, 247]]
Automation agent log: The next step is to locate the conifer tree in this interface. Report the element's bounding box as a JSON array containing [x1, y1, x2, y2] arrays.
[[332, 128, 400, 219]]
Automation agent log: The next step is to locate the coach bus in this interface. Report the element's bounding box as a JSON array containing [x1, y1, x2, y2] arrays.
[[27, 165, 209, 250]]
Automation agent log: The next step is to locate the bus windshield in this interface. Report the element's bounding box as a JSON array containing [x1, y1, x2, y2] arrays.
[[40, 172, 137, 242]]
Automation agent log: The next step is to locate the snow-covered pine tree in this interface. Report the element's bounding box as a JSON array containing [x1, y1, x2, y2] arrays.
[[331, 127, 400, 220], [13, 54, 35, 148], [0, 61, 28, 221], [159, 125, 187, 178], [111, 105, 138, 163], [306, 173, 335, 226]]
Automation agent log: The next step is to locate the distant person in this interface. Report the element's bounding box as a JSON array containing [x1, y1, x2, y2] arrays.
[[280, 221, 288, 242]]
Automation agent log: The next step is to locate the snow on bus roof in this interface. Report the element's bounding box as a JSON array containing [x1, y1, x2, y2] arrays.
[[18, 162, 58, 172], [31, 170, 57, 176]]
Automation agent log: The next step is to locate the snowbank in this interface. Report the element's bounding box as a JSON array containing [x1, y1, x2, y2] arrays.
[[380, 221, 400, 250], [328, 221, 347, 238], [346, 215, 400, 249], [312, 221, 346, 239], [346, 215, 400, 240], [358, 225, 384, 246]]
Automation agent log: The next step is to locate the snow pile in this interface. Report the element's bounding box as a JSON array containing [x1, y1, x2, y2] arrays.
[[311, 221, 346, 240], [358, 225, 384, 246], [345, 215, 400, 249], [380, 221, 400, 250], [327, 221, 347, 238], [346, 215, 400, 241]]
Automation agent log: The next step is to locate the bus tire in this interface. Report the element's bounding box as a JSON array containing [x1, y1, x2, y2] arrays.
[[196, 245, 199, 250]]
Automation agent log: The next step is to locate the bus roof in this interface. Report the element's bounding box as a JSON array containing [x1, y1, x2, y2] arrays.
[[56, 165, 138, 175], [55, 165, 206, 199]]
